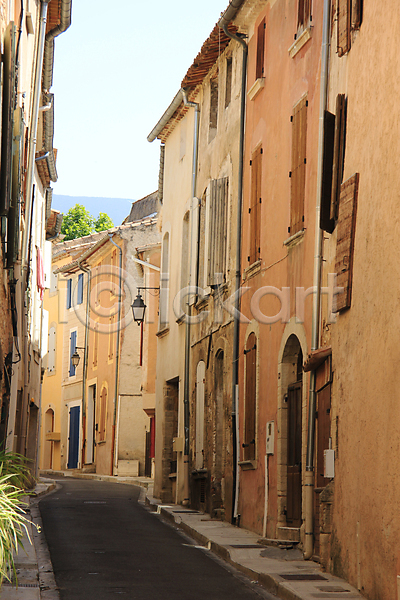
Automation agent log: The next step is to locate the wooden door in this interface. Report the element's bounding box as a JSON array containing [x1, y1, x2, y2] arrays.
[[287, 382, 302, 526]]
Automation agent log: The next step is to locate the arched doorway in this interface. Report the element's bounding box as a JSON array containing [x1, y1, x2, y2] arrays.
[[280, 334, 303, 530]]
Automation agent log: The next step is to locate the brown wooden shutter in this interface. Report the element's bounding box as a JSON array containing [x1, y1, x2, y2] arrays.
[[256, 19, 265, 79], [298, 0, 311, 30], [334, 173, 359, 312], [249, 147, 262, 264], [244, 333, 256, 461], [337, 0, 351, 56], [290, 97, 307, 235], [351, 0, 362, 29], [330, 94, 346, 221], [320, 110, 336, 233]]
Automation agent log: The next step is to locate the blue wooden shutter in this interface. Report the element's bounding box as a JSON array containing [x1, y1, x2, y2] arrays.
[[77, 273, 84, 305], [69, 331, 77, 376]]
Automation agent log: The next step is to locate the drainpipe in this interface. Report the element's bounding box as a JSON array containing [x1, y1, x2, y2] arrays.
[[21, 0, 50, 270], [181, 87, 200, 506], [304, 0, 331, 560], [77, 258, 91, 468], [108, 234, 123, 476], [218, 12, 248, 524]]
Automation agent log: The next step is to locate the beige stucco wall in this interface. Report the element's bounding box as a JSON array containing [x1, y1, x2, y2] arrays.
[[320, 3, 400, 598]]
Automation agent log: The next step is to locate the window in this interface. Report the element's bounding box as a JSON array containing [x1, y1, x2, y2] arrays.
[[207, 177, 228, 287], [337, 0, 362, 57], [209, 78, 218, 143], [249, 147, 262, 264], [297, 0, 312, 32], [66, 278, 72, 309], [77, 273, 84, 305], [160, 232, 169, 326], [50, 270, 57, 294], [48, 326, 56, 373], [181, 212, 190, 293], [290, 96, 307, 235], [320, 94, 346, 233], [244, 333, 257, 461], [256, 19, 266, 80], [225, 56, 232, 107], [334, 173, 359, 312], [98, 386, 107, 442], [197, 192, 207, 291], [69, 331, 77, 377]]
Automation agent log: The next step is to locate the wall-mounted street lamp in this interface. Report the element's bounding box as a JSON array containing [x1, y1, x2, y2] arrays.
[[71, 346, 85, 369], [131, 288, 159, 325]]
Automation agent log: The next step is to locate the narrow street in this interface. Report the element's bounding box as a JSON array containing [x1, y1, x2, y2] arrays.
[[39, 479, 274, 600]]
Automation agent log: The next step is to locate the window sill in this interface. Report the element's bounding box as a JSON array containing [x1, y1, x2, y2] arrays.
[[176, 314, 185, 325], [169, 472, 177, 480], [192, 468, 208, 479], [289, 26, 312, 58], [97, 440, 106, 446], [247, 77, 265, 101], [243, 259, 261, 281], [195, 295, 209, 311], [238, 460, 257, 470], [283, 228, 305, 248], [156, 326, 170, 338]]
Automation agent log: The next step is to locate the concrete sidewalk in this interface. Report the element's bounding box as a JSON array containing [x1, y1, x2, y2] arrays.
[[145, 488, 363, 600], [1, 478, 58, 600]]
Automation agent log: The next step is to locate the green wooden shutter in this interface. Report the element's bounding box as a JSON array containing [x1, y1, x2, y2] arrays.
[[0, 23, 16, 216]]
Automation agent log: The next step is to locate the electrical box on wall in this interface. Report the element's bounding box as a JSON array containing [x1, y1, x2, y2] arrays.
[[266, 421, 274, 454], [324, 448, 335, 478], [173, 437, 184, 453]]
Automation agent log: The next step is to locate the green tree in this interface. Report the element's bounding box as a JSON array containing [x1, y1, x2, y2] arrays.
[[61, 204, 94, 241], [94, 212, 114, 233], [60, 205, 114, 241]]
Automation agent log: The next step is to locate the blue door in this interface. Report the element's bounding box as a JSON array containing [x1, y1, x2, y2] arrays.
[[67, 406, 80, 469]]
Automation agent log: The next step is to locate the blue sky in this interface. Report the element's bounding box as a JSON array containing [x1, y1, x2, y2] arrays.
[[52, 0, 229, 202]]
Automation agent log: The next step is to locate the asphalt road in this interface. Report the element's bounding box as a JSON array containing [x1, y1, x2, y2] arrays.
[[39, 479, 274, 600]]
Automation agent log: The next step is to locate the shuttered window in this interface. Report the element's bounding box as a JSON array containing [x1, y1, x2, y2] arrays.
[[207, 177, 228, 287], [290, 97, 307, 235], [66, 278, 72, 309], [337, 0, 362, 56], [256, 19, 265, 80], [334, 173, 359, 312], [0, 23, 16, 217], [249, 147, 262, 264], [48, 326, 56, 373], [77, 273, 84, 305], [297, 0, 312, 31], [69, 330, 77, 377], [337, 0, 351, 56], [244, 333, 257, 461], [209, 78, 218, 142], [330, 94, 346, 221], [99, 387, 107, 442], [320, 110, 336, 233]]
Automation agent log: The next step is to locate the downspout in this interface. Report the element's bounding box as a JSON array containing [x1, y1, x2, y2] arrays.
[[181, 87, 200, 506], [218, 17, 248, 524], [77, 258, 91, 468], [21, 0, 50, 270], [108, 234, 123, 476], [304, 0, 331, 560]]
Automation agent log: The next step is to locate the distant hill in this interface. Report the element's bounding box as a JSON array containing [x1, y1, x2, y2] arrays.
[[52, 195, 134, 227]]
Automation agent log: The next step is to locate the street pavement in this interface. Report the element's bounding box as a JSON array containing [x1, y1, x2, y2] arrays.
[[38, 478, 275, 600]]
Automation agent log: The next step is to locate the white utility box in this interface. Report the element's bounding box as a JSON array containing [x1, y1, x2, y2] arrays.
[[173, 437, 184, 452], [324, 448, 335, 478], [266, 421, 275, 455]]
